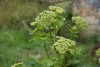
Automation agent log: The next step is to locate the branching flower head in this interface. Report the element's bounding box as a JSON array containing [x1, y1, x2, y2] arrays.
[[72, 16, 88, 30], [30, 6, 65, 43], [49, 6, 64, 14], [31, 6, 65, 29], [96, 48, 100, 64], [53, 37, 76, 54], [96, 48, 100, 56]]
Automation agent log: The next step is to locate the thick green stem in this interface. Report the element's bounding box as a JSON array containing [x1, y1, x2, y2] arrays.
[[43, 41, 50, 58], [48, 26, 60, 60], [48, 26, 53, 43]]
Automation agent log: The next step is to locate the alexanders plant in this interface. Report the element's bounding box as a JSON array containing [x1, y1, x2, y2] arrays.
[[12, 6, 88, 67], [30, 6, 88, 67]]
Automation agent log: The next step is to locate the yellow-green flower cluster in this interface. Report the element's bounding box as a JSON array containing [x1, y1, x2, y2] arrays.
[[96, 48, 100, 64], [35, 10, 57, 28], [53, 37, 76, 54], [96, 48, 100, 56], [49, 6, 64, 14], [30, 22, 38, 26], [72, 16, 88, 30], [30, 6, 64, 29]]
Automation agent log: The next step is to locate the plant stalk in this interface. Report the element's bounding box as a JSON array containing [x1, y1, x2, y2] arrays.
[[48, 26, 60, 59], [43, 41, 50, 58]]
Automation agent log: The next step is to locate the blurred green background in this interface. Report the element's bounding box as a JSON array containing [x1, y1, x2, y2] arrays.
[[0, 0, 100, 67], [0, 0, 47, 67]]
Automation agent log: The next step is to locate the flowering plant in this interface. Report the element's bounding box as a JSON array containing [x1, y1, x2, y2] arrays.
[[30, 6, 87, 67], [7, 5, 88, 67]]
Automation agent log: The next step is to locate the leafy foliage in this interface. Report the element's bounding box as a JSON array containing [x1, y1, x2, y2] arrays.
[[69, 16, 88, 39], [13, 6, 88, 67], [30, 6, 88, 67], [30, 6, 65, 43]]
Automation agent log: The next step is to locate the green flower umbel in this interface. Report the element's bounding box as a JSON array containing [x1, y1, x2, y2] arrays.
[[96, 48, 100, 64], [49, 6, 64, 14], [31, 6, 65, 29], [72, 16, 88, 30], [53, 37, 76, 54], [96, 48, 100, 56]]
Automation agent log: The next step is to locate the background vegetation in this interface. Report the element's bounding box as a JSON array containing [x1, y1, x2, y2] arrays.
[[0, 0, 100, 67]]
